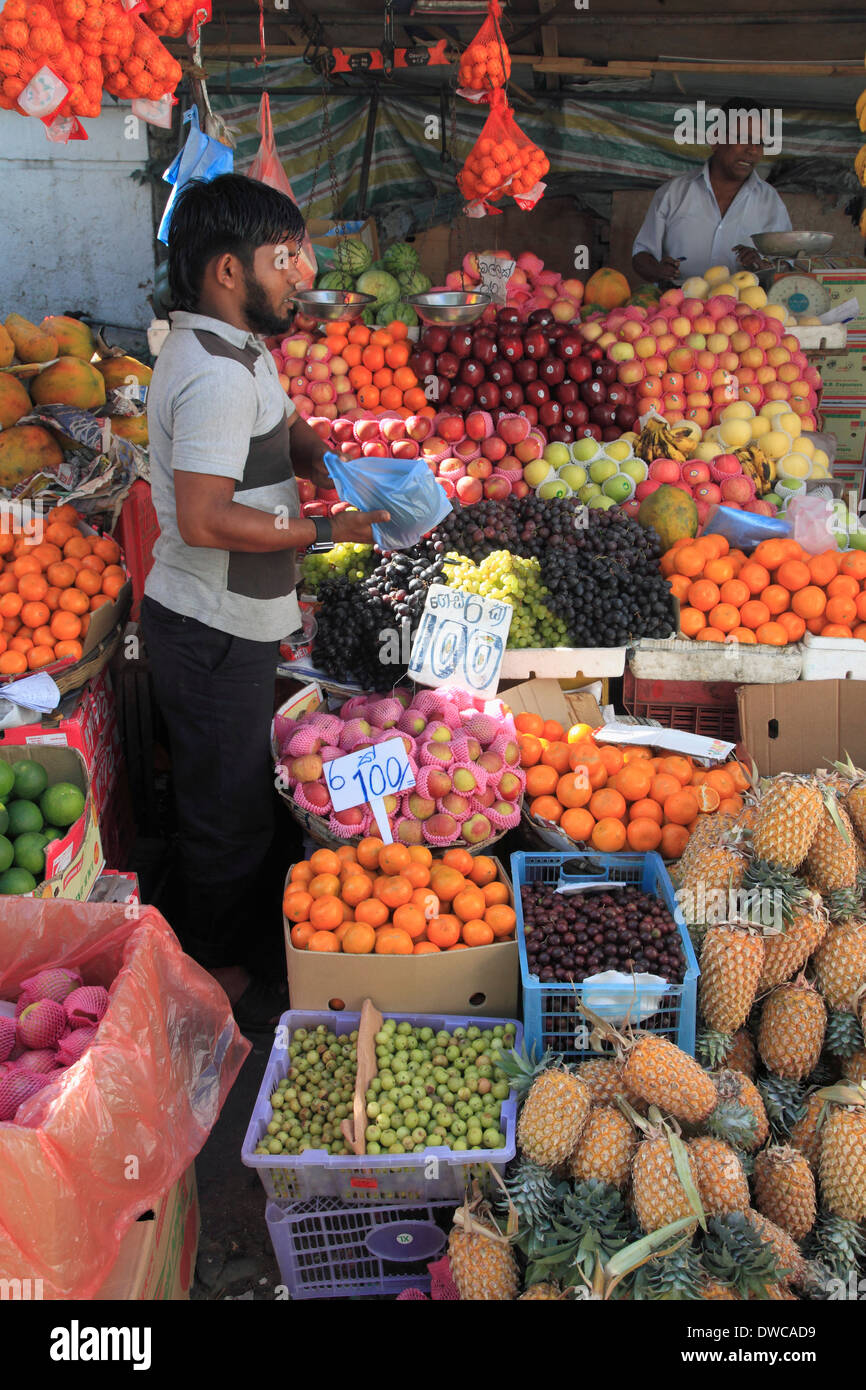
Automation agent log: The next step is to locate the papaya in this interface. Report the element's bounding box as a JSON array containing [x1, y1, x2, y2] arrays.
[[30, 359, 106, 411], [0, 425, 64, 489], [0, 323, 14, 368], [109, 415, 148, 447], [0, 374, 31, 429], [40, 315, 95, 360], [584, 267, 631, 310], [96, 355, 152, 391], [4, 314, 57, 364], [638, 483, 698, 551]]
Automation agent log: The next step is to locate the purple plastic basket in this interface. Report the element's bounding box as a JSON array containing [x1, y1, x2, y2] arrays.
[[242, 1009, 522, 1203], [266, 1198, 452, 1300]]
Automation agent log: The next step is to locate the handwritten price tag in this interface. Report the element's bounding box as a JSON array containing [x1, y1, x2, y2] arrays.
[[477, 255, 516, 306], [324, 736, 416, 844], [408, 584, 512, 700]]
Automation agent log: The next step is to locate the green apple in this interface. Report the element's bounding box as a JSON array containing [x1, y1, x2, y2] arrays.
[[538, 479, 570, 500], [847, 523, 866, 551], [542, 442, 571, 469], [620, 457, 648, 484], [588, 457, 618, 485], [578, 482, 602, 502], [603, 440, 632, 463], [557, 463, 587, 491], [763, 492, 783, 510], [571, 438, 601, 464], [602, 473, 635, 503], [588, 494, 617, 510], [523, 460, 552, 488]]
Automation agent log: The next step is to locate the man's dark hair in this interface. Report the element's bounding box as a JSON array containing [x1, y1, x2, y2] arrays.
[[167, 173, 305, 311]]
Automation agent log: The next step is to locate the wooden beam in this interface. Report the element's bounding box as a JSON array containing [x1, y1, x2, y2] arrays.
[[539, 0, 559, 94], [532, 57, 861, 76]]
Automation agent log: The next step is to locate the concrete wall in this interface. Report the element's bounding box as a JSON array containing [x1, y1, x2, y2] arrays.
[[0, 106, 155, 336]]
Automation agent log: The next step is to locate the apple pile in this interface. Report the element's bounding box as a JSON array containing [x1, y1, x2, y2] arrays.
[[439, 248, 586, 322], [0, 968, 108, 1123], [409, 305, 639, 445], [274, 688, 524, 848], [581, 283, 821, 433]]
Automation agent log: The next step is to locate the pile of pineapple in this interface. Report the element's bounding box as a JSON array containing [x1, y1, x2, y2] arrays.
[[445, 759, 866, 1301]]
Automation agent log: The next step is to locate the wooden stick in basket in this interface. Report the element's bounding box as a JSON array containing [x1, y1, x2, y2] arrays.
[[340, 998, 383, 1156]]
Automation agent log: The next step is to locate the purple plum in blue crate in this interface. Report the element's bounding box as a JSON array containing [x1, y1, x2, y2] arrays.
[[519, 881, 686, 985]]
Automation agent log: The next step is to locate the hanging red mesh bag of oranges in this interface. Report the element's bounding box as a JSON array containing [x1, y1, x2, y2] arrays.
[[0, 0, 99, 121], [143, 0, 211, 42], [457, 0, 510, 103], [93, 1, 182, 103], [457, 89, 549, 215]]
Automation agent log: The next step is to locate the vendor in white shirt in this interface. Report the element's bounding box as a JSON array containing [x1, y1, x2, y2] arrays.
[[632, 118, 791, 286]]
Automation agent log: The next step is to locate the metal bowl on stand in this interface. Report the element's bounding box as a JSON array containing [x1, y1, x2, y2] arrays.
[[752, 231, 834, 258], [407, 291, 491, 327], [290, 290, 375, 322]]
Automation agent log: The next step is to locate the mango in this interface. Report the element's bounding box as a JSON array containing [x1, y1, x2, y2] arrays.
[[0, 374, 31, 428], [4, 314, 57, 364], [638, 483, 698, 551], [40, 315, 95, 360], [30, 359, 106, 410], [109, 415, 148, 447], [0, 425, 64, 489], [96, 355, 153, 391], [0, 323, 14, 369]]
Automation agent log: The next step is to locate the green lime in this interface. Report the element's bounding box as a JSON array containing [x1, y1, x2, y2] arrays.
[[41, 826, 64, 844], [0, 835, 13, 874], [11, 762, 48, 801], [40, 782, 85, 829], [7, 799, 43, 836], [0, 867, 37, 894], [0, 763, 13, 801], [13, 832, 46, 877], [0, 804, 7, 837]]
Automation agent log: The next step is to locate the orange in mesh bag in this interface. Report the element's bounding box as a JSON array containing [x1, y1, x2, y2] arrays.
[[457, 0, 510, 99], [0, 0, 97, 119], [457, 89, 549, 213], [0, 899, 250, 1300], [143, 0, 210, 41], [99, 2, 182, 101]]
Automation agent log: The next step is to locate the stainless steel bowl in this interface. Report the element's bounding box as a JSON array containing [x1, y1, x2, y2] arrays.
[[407, 290, 491, 326], [290, 290, 375, 322], [752, 231, 834, 258]]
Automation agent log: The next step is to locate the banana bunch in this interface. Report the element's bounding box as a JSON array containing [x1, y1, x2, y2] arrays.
[[670, 421, 701, 457], [857, 89, 866, 133], [855, 143, 866, 186], [734, 444, 775, 496], [635, 417, 688, 463]]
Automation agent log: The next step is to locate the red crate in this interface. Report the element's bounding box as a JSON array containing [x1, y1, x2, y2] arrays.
[[623, 670, 740, 740], [112, 480, 160, 620]]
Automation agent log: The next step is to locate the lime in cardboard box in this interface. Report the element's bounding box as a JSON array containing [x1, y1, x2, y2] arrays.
[[0, 745, 103, 900], [93, 1165, 199, 1300]]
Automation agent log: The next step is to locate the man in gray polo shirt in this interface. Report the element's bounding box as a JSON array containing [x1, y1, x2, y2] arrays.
[[141, 174, 387, 1028]]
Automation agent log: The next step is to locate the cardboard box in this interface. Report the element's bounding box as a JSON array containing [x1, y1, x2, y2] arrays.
[[814, 346, 866, 394], [737, 681, 866, 776], [0, 670, 117, 764], [0, 744, 103, 899], [500, 676, 604, 732], [284, 858, 518, 1017], [813, 270, 866, 341], [819, 397, 866, 465], [93, 1165, 199, 1300]]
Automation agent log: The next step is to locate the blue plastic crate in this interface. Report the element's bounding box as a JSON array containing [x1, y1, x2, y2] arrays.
[[241, 1009, 521, 1203], [266, 1197, 453, 1300], [510, 851, 699, 1064]]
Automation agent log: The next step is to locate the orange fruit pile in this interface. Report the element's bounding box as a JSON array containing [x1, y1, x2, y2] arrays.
[[283, 842, 516, 955], [0, 502, 126, 676], [458, 39, 511, 91], [665, 533, 866, 645], [515, 711, 750, 859], [459, 134, 550, 204], [0, 0, 102, 117], [324, 320, 433, 416]]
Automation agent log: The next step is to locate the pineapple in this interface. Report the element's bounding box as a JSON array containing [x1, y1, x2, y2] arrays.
[[829, 753, 866, 841], [519, 1282, 564, 1300], [575, 1056, 645, 1111], [673, 812, 736, 884], [699, 924, 764, 1035], [569, 1104, 636, 1190], [696, 1026, 756, 1075], [516, 1067, 591, 1168], [753, 1145, 816, 1240], [789, 1090, 825, 1170], [703, 1212, 792, 1297], [758, 1073, 808, 1142], [631, 1241, 704, 1300], [499, 1159, 564, 1253], [842, 1047, 866, 1084], [631, 1131, 700, 1233], [448, 1209, 519, 1301], [804, 792, 858, 894], [688, 1136, 751, 1216], [707, 1069, 769, 1152], [744, 1210, 809, 1290], [807, 1208, 866, 1280], [817, 1088, 866, 1223], [757, 899, 828, 993], [825, 1009, 863, 1058], [523, 1180, 632, 1291], [752, 774, 823, 870], [622, 1035, 718, 1126], [700, 1278, 741, 1299], [812, 919, 866, 1012], [757, 978, 827, 1081], [677, 842, 745, 926]]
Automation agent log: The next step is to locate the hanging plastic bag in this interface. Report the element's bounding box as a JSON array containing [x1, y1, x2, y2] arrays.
[[323, 449, 452, 551], [457, 0, 510, 103], [458, 89, 549, 216], [785, 493, 842, 555], [247, 93, 317, 291], [0, 899, 249, 1300], [158, 104, 234, 245]]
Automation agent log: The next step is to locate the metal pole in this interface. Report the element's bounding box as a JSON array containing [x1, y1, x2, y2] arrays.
[[356, 87, 380, 219]]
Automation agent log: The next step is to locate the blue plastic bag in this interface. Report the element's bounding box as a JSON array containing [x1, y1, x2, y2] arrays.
[[323, 451, 452, 552], [702, 504, 790, 549], [158, 107, 234, 245]]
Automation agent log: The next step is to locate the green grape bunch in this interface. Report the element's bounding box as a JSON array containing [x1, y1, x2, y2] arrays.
[[442, 550, 570, 650], [301, 543, 375, 594]]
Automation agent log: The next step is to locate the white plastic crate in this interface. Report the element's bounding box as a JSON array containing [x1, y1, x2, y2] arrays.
[[629, 636, 802, 683], [799, 631, 866, 681]]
